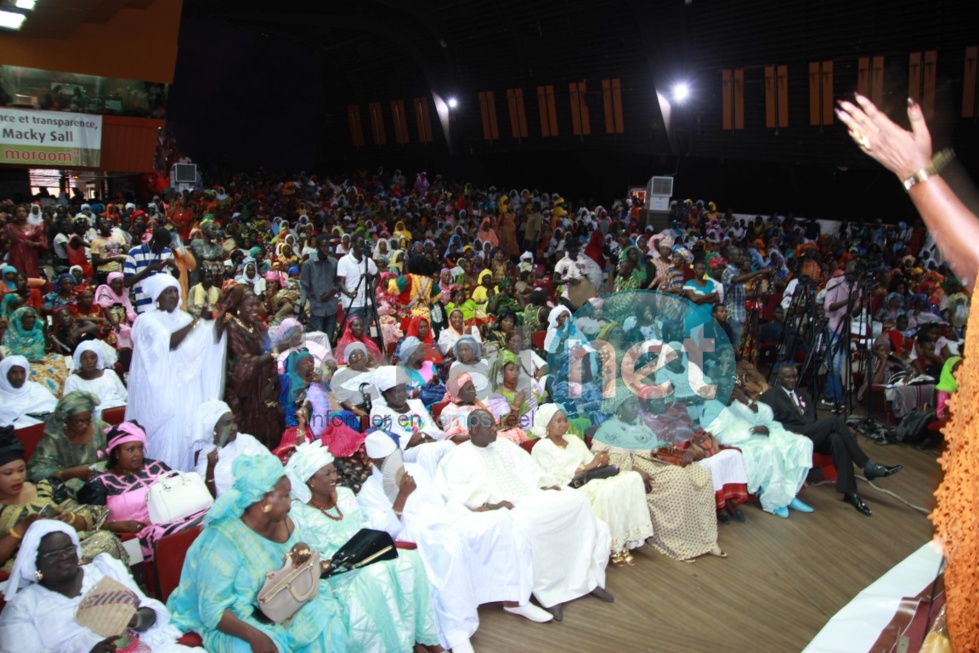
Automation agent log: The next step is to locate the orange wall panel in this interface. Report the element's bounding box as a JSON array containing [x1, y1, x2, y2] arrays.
[[99, 116, 165, 172], [0, 0, 183, 83]]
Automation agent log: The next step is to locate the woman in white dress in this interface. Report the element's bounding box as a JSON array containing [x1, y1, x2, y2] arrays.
[[705, 384, 815, 518], [368, 366, 454, 479], [62, 340, 128, 412], [194, 400, 275, 498], [437, 308, 482, 356], [0, 355, 57, 428], [126, 274, 226, 471], [0, 520, 203, 653], [530, 403, 653, 566]]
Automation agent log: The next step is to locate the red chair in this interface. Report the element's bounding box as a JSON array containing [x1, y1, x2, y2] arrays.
[[177, 633, 204, 647], [430, 401, 449, 421], [154, 526, 202, 604], [520, 438, 539, 454], [15, 423, 46, 463], [531, 331, 546, 352], [155, 525, 205, 649], [812, 452, 838, 482], [101, 406, 126, 427]]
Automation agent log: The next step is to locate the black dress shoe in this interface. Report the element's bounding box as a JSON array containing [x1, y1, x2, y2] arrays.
[[865, 463, 903, 480], [844, 493, 872, 516], [591, 586, 615, 602], [545, 603, 563, 621]]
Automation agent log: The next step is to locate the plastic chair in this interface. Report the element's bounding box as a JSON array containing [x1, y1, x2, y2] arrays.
[[101, 405, 126, 427], [154, 526, 202, 604], [15, 423, 46, 463]]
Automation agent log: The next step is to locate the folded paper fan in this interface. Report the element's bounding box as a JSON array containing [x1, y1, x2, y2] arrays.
[[74, 575, 139, 639]]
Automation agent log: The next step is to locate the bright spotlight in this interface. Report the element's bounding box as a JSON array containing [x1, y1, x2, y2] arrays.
[[0, 9, 26, 29], [15, 0, 37, 9], [672, 83, 690, 103], [447, 97, 459, 109]]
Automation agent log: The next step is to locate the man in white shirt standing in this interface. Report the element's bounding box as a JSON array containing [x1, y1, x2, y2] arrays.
[[336, 233, 378, 325]]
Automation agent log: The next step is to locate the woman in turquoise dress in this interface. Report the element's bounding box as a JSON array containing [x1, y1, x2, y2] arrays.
[[166, 454, 348, 653], [285, 441, 443, 653]]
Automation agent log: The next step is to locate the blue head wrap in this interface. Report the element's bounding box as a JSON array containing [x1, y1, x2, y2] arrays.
[[284, 349, 313, 408], [204, 455, 285, 527], [398, 336, 422, 362]]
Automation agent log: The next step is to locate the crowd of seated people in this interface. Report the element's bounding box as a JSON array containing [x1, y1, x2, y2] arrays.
[[0, 166, 964, 651]]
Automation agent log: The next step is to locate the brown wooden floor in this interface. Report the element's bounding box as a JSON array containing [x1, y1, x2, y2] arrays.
[[470, 423, 941, 653]]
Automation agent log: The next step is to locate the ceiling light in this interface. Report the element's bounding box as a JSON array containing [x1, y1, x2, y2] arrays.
[[672, 83, 690, 103], [447, 97, 458, 109], [0, 9, 27, 29], [15, 0, 36, 10]]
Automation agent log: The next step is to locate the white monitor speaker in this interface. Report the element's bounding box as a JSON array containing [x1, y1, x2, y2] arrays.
[[171, 164, 198, 184]]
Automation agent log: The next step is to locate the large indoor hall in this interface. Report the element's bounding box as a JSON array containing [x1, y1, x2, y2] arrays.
[[0, 1, 976, 652]]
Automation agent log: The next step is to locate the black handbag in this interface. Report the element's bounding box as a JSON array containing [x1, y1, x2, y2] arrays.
[[569, 465, 619, 489], [321, 528, 399, 578]]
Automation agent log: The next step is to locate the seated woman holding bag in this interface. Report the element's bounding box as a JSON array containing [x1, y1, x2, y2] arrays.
[[285, 441, 443, 653], [0, 520, 204, 653], [81, 422, 210, 560], [167, 454, 348, 653], [640, 383, 751, 525], [591, 391, 726, 562], [529, 403, 653, 567]]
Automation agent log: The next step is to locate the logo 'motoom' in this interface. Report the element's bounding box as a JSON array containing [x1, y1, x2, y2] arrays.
[[547, 290, 735, 450]]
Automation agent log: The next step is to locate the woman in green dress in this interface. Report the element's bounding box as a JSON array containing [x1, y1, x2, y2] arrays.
[[28, 391, 108, 496], [285, 440, 442, 653], [166, 454, 348, 653]]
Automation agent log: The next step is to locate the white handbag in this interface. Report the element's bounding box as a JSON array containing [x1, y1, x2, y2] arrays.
[[146, 471, 214, 525]]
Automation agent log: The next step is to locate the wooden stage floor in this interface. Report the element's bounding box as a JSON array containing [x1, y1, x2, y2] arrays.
[[470, 427, 941, 653]]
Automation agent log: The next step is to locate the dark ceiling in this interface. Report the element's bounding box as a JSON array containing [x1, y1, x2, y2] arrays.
[[170, 0, 977, 217]]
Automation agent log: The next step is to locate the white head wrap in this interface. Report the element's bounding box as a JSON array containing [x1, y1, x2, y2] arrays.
[[532, 403, 564, 439], [284, 440, 335, 503], [4, 520, 81, 600], [72, 340, 107, 371], [364, 430, 398, 459], [142, 273, 180, 309], [543, 306, 573, 353], [0, 355, 30, 395], [372, 366, 407, 393], [197, 399, 233, 448]]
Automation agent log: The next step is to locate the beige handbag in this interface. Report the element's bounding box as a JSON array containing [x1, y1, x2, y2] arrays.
[[255, 545, 321, 625]]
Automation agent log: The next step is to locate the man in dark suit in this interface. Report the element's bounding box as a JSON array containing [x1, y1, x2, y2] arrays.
[[759, 364, 902, 516]]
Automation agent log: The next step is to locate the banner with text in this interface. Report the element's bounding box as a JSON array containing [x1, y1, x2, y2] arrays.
[[0, 107, 102, 167]]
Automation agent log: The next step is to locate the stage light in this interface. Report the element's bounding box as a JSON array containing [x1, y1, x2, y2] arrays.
[[672, 83, 690, 103], [0, 9, 26, 29], [15, 0, 36, 10], [447, 97, 459, 109]]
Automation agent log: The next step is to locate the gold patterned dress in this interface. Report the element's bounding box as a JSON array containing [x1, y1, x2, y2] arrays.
[[0, 479, 127, 572], [592, 416, 719, 561]]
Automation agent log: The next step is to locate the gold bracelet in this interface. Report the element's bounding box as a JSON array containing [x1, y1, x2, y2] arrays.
[[8, 527, 22, 540], [903, 148, 955, 191]]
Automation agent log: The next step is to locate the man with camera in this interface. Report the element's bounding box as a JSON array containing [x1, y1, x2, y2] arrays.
[[336, 233, 378, 325]]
